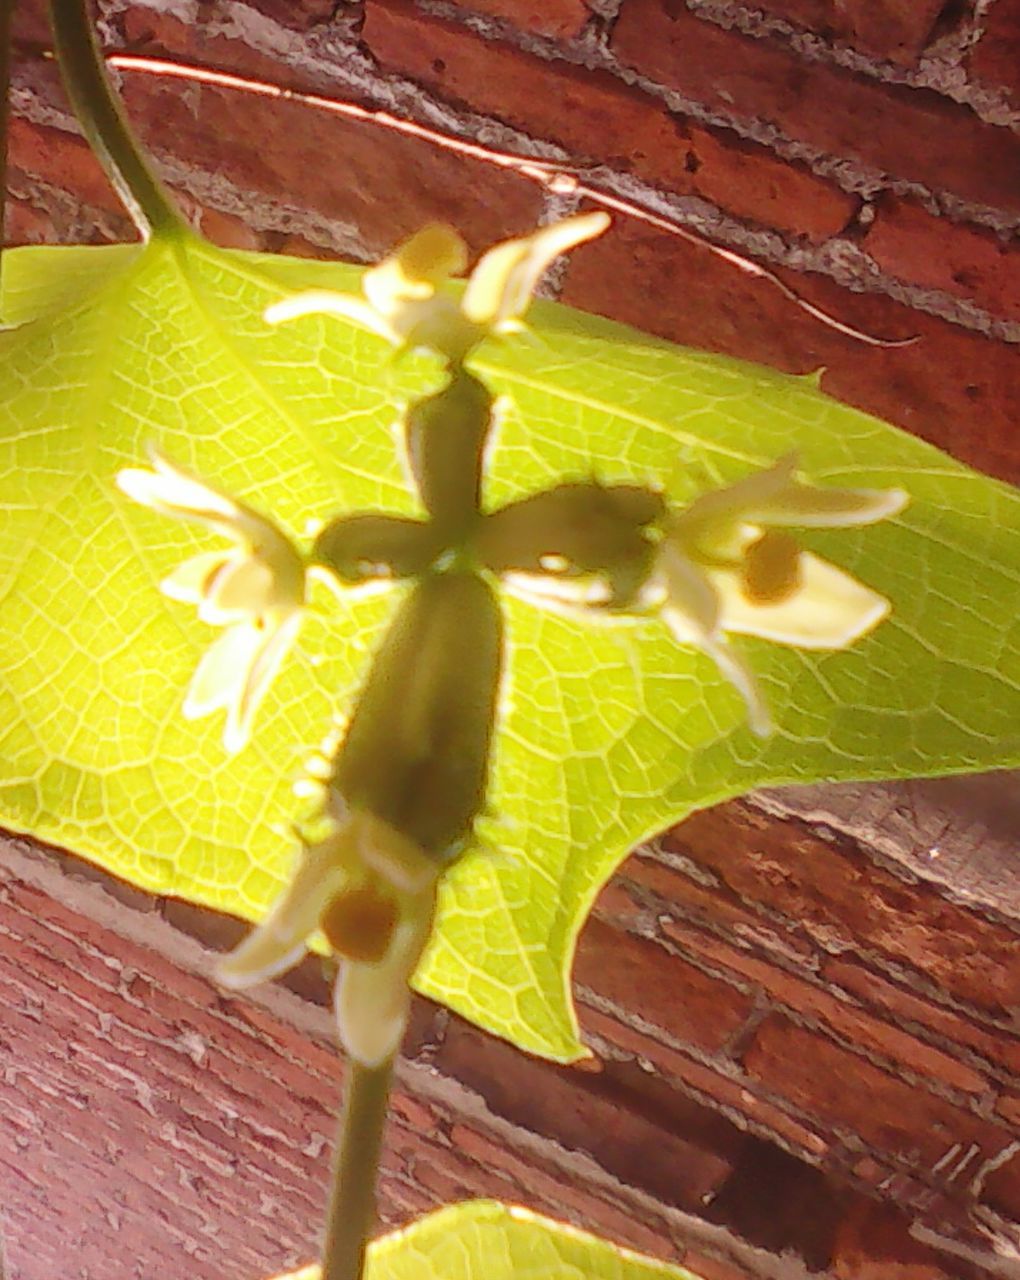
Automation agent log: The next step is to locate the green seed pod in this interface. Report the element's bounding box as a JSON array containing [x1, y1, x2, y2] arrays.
[[475, 481, 665, 606], [334, 571, 503, 862], [313, 513, 440, 583], [404, 369, 494, 541]]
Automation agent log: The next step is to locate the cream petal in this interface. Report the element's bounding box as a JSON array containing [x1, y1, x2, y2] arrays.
[[335, 889, 436, 1067], [146, 449, 240, 520], [675, 455, 799, 533], [355, 811, 438, 895], [363, 224, 467, 315], [183, 624, 261, 719], [217, 828, 354, 989], [701, 633, 774, 738], [712, 552, 890, 649], [264, 291, 397, 343], [749, 481, 909, 528], [657, 543, 721, 641], [201, 555, 276, 621], [462, 212, 610, 327], [160, 551, 233, 606], [223, 610, 303, 754]]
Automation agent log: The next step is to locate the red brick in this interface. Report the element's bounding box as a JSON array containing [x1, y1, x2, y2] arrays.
[[824, 958, 1020, 1077], [685, 123, 858, 242], [576, 916, 755, 1053], [616, 852, 815, 960], [612, 0, 1020, 213], [450, 1124, 679, 1258], [243, 0, 336, 28], [664, 921, 989, 1095], [996, 1093, 1020, 1125], [755, 0, 948, 64], [438, 1019, 737, 1209], [865, 196, 1020, 324], [449, 0, 592, 39], [581, 1006, 832, 1158], [11, 0, 52, 47], [560, 211, 1020, 483], [8, 117, 124, 217], [118, 65, 545, 259], [969, 0, 1020, 109], [680, 1248, 756, 1280], [983, 1145, 1020, 1221], [195, 205, 267, 251], [364, 0, 857, 241], [744, 1015, 1007, 1166], [831, 1200, 969, 1280], [665, 804, 1020, 1013]]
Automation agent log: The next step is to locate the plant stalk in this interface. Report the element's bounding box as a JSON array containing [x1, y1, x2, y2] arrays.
[[322, 1057, 395, 1280], [48, 0, 187, 240]]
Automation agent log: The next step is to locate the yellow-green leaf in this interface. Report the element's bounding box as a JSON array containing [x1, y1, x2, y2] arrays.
[[0, 235, 1016, 1062], [268, 1200, 700, 1279]]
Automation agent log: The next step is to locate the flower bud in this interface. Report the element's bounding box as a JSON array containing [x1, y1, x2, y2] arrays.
[[313, 513, 439, 583], [475, 482, 665, 606], [334, 571, 503, 862], [404, 370, 494, 540]]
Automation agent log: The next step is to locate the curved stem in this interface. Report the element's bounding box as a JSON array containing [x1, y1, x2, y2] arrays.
[[322, 1057, 394, 1280], [48, 0, 187, 240]]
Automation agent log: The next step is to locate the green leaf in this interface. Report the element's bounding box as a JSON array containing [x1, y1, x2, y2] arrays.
[[0, 235, 1017, 1063], [270, 1200, 700, 1279]]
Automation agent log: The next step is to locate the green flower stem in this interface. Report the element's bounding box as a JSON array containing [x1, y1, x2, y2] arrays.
[[48, 0, 188, 239], [322, 1057, 395, 1280]]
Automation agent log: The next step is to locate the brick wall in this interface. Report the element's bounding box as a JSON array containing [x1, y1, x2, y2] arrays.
[[4, 2, 1020, 1277], [3, 800, 1018, 1280], [7, 0, 1020, 481]]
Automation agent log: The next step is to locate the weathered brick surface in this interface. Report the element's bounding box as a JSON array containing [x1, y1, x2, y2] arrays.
[[611, 0, 1020, 213], [823, 958, 1020, 1077], [660, 917, 991, 1096], [575, 915, 755, 1053], [831, 1201, 982, 1280], [437, 1020, 737, 1212], [864, 195, 1020, 325], [118, 70, 545, 258], [448, 0, 592, 39], [560, 213, 1020, 482], [244, 0, 337, 28], [969, 0, 1020, 108], [743, 1016, 1009, 1168], [660, 802, 1020, 1014], [755, 0, 949, 63], [364, 0, 858, 242], [580, 1004, 834, 1159]]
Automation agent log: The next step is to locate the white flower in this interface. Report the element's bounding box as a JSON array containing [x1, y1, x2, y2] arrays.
[[116, 448, 306, 753], [647, 455, 908, 736], [217, 808, 438, 1068], [264, 212, 611, 363]]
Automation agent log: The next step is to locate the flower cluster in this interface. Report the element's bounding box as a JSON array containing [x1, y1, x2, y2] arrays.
[[641, 455, 907, 735], [264, 212, 610, 364], [116, 213, 908, 1070], [116, 449, 306, 754], [218, 805, 439, 1067]]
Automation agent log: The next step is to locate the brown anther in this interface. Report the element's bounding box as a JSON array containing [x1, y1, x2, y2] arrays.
[[320, 885, 399, 964], [741, 530, 802, 605]]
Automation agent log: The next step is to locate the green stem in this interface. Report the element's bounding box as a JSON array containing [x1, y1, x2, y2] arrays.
[[48, 0, 187, 240], [322, 1058, 394, 1280], [0, 0, 13, 291]]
